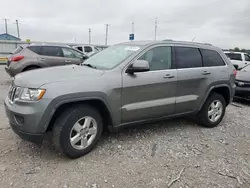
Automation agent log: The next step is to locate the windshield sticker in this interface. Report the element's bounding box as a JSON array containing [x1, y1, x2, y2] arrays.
[[124, 47, 140, 51]]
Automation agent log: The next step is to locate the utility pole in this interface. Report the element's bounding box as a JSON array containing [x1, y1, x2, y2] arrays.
[[105, 24, 109, 45], [15, 20, 20, 39], [89, 28, 91, 44], [4, 19, 8, 34], [154, 17, 157, 40]]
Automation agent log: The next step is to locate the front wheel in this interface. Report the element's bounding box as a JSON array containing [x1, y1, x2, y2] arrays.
[[197, 93, 226, 128], [52, 105, 103, 158]]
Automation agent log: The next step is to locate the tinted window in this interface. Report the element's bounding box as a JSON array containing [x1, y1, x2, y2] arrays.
[[225, 53, 242, 61], [244, 54, 250, 61], [27, 46, 42, 55], [41, 46, 63, 57], [175, 47, 202, 69], [62, 48, 83, 59], [138, 46, 172, 71], [201, 49, 225, 67], [84, 46, 93, 53], [77, 46, 83, 52]]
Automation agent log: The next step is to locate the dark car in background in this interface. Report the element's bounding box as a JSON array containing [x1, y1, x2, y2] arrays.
[[5, 43, 88, 77], [235, 64, 250, 99]]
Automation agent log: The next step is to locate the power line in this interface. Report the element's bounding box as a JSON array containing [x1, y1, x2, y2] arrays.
[[105, 24, 109, 45]]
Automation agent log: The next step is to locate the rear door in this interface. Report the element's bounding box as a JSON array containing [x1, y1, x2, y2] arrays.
[[243, 54, 250, 67], [38, 46, 65, 67], [121, 45, 177, 123], [61, 47, 85, 65], [174, 46, 210, 114]]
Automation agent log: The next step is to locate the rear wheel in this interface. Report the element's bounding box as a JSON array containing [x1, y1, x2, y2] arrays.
[[52, 105, 103, 158], [197, 92, 226, 128]]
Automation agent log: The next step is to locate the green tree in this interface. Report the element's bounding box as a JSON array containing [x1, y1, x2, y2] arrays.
[[234, 47, 240, 52], [241, 49, 246, 52]]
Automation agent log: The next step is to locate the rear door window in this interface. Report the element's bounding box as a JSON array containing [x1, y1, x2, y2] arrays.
[[201, 49, 225, 67], [40, 46, 63, 57], [27, 46, 42, 55], [175, 47, 202, 69], [225, 53, 242, 61]]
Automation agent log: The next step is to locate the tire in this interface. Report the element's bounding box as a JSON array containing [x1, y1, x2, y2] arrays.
[[196, 92, 226, 128], [52, 105, 103, 158], [23, 66, 39, 72]]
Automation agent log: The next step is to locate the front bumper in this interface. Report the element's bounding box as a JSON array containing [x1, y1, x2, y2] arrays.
[[4, 97, 52, 145], [235, 86, 250, 97]]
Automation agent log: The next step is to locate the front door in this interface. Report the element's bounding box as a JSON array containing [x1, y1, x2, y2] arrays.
[[61, 47, 83, 65], [121, 46, 177, 123]]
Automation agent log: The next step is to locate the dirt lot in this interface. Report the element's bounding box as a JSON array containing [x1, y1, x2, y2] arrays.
[[0, 66, 250, 188]]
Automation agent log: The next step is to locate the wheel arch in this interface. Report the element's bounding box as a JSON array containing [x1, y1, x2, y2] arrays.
[[199, 84, 231, 111], [45, 97, 115, 133]]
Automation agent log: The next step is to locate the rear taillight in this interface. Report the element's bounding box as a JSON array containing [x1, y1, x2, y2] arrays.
[[11, 55, 24, 62], [233, 69, 237, 77]]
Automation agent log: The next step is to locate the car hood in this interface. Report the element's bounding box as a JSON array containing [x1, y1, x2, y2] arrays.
[[236, 70, 250, 82], [14, 65, 105, 88]]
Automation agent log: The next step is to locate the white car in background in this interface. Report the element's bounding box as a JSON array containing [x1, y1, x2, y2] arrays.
[[224, 51, 250, 69], [72, 45, 100, 56]]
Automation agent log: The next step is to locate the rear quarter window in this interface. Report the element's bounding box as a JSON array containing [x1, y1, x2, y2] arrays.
[[201, 49, 225, 67], [12, 46, 23, 55]]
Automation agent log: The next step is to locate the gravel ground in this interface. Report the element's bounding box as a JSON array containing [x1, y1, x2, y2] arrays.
[[0, 66, 250, 188]]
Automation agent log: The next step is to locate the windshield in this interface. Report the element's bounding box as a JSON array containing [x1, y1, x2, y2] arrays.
[[225, 53, 242, 61], [82, 45, 141, 69]]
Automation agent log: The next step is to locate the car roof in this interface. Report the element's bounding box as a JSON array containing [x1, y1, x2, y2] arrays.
[[119, 40, 216, 50], [224, 51, 246, 55], [28, 43, 71, 48]]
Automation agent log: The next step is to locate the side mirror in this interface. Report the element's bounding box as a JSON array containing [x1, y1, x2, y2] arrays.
[[233, 64, 239, 70], [126, 60, 150, 74]]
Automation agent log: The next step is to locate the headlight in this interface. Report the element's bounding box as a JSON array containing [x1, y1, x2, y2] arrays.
[[20, 88, 46, 101]]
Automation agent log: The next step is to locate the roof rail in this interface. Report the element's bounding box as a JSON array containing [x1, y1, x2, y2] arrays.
[[163, 39, 212, 46]]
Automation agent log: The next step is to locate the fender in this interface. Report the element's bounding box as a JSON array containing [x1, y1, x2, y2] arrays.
[[37, 93, 115, 133], [198, 84, 231, 111]]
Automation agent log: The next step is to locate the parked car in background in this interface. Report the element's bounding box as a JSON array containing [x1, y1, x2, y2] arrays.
[[5, 43, 88, 77], [5, 40, 236, 158], [72, 45, 100, 56], [224, 51, 250, 69], [235, 64, 250, 99]]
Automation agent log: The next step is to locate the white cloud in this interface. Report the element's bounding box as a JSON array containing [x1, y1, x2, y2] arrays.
[[0, 0, 250, 48]]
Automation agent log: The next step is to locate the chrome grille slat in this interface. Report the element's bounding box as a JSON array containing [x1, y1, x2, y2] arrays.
[[8, 85, 16, 104]]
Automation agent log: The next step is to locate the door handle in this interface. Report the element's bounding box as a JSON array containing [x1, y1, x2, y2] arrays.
[[202, 71, 211, 75], [65, 60, 71, 63], [163, 74, 175, 79], [39, 58, 45, 61]]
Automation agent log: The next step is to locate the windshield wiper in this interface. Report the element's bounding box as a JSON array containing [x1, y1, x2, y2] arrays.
[[82, 63, 97, 69]]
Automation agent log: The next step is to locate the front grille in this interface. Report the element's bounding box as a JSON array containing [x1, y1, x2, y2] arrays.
[[8, 86, 17, 104]]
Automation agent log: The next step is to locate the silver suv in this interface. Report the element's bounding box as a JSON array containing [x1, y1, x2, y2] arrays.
[[4, 40, 236, 158], [5, 43, 88, 77]]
